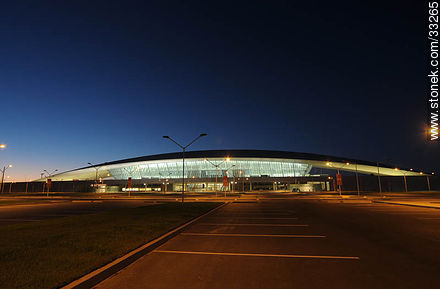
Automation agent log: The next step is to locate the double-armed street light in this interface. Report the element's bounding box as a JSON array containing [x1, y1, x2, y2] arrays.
[[394, 168, 409, 193], [1, 164, 12, 193], [88, 162, 104, 193], [162, 133, 207, 204], [88, 162, 100, 183], [42, 169, 58, 196], [326, 162, 350, 196], [43, 169, 58, 177], [205, 157, 230, 197], [224, 164, 236, 197]]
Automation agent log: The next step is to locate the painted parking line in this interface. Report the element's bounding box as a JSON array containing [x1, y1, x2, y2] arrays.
[[154, 250, 359, 260], [206, 217, 299, 220], [197, 223, 309, 227], [0, 218, 42, 222], [221, 210, 296, 213], [378, 212, 438, 215], [181, 233, 325, 238]]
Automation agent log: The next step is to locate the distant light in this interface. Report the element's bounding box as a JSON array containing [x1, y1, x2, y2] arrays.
[[0, 144, 6, 149], [326, 162, 331, 166], [226, 157, 231, 161], [410, 168, 413, 171], [419, 172, 423, 175], [346, 162, 350, 165], [394, 168, 399, 171], [8, 164, 12, 168], [432, 172, 435, 175]]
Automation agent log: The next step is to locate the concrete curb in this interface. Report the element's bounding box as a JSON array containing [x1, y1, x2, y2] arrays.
[[60, 202, 228, 289], [372, 200, 440, 210]]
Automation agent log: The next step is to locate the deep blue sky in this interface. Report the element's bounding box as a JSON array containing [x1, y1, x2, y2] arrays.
[[0, 0, 437, 180]]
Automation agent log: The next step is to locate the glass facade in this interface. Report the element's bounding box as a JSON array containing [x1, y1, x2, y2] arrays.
[[108, 158, 312, 180]]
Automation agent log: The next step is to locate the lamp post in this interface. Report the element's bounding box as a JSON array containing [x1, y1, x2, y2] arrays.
[[428, 173, 434, 191], [163, 133, 207, 204], [205, 157, 230, 197], [355, 162, 360, 196], [326, 162, 349, 196], [224, 164, 236, 197], [394, 168, 408, 193], [43, 169, 58, 196], [1, 164, 12, 193], [122, 167, 133, 197], [43, 169, 58, 178], [376, 162, 382, 195], [376, 159, 392, 195], [87, 162, 101, 192]]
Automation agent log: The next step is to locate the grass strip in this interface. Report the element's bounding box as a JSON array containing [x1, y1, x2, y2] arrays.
[[0, 200, 50, 206], [0, 202, 220, 289]]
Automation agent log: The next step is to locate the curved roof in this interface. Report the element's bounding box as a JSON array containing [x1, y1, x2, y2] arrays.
[[91, 149, 385, 168], [39, 149, 424, 181]]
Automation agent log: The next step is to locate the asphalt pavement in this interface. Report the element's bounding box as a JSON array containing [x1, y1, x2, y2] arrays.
[[93, 197, 440, 289]]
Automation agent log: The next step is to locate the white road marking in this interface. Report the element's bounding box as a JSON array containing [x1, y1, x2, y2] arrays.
[[181, 233, 325, 238], [197, 223, 308, 227], [154, 250, 359, 260], [207, 217, 298, 220]]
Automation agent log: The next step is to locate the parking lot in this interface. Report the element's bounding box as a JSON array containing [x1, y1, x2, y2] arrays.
[[93, 197, 440, 289]]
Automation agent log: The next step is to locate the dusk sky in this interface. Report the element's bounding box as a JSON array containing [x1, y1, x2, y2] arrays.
[[0, 0, 437, 181]]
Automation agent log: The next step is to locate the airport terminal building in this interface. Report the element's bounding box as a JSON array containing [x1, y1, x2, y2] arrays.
[[39, 150, 422, 193]]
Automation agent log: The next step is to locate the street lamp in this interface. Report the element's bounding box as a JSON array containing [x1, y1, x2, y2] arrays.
[[43, 169, 58, 178], [0, 144, 6, 149], [354, 162, 360, 196], [88, 162, 100, 182], [376, 159, 392, 195], [427, 173, 434, 191], [326, 162, 349, 196], [224, 164, 236, 197], [162, 133, 207, 203], [205, 157, 230, 197], [43, 169, 58, 196], [1, 164, 12, 193], [394, 168, 409, 193]]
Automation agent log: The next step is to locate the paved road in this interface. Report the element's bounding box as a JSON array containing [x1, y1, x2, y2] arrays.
[[0, 199, 148, 225], [95, 197, 440, 289]]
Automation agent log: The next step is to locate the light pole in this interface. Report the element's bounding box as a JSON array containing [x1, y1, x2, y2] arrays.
[[427, 173, 434, 191], [43, 169, 58, 196], [1, 164, 12, 193], [87, 162, 101, 192], [43, 169, 58, 178], [376, 162, 382, 195], [163, 133, 207, 204], [205, 157, 230, 197], [223, 164, 236, 197], [376, 159, 392, 195], [326, 162, 349, 196], [122, 167, 133, 197], [394, 168, 408, 193], [355, 162, 360, 196]]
